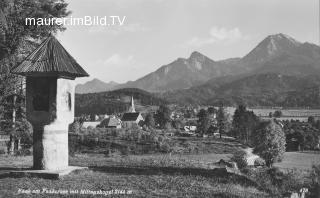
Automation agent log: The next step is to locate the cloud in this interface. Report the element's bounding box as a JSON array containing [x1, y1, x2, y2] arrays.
[[88, 23, 150, 35], [103, 54, 134, 66], [185, 26, 249, 47], [86, 54, 149, 83], [210, 27, 244, 41]]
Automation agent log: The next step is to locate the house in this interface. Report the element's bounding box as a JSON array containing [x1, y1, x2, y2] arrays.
[[121, 96, 144, 128], [121, 112, 144, 128], [82, 121, 100, 128], [99, 117, 122, 128], [184, 125, 197, 132]]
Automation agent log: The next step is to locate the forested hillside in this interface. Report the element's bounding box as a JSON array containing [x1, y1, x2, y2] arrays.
[[162, 73, 320, 107], [75, 88, 167, 116]]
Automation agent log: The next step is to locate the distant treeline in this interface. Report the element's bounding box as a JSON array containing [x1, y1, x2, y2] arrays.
[[75, 88, 167, 116]]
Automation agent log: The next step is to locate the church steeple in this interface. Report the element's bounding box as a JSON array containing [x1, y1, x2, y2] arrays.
[[130, 96, 135, 112]]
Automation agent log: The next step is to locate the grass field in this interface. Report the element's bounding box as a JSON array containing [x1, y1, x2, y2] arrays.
[[0, 154, 266, 198], [225, 107, 320, 121], [0, 150, 318, 198], [274, 151, 320, 172]]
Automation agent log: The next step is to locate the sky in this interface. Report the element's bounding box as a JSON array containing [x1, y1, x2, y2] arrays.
[[56, 0, 319, 84]]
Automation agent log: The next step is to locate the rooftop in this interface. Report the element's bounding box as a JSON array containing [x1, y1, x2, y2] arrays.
[[11, 35, 89, 79], [121, 112, 141, 121]]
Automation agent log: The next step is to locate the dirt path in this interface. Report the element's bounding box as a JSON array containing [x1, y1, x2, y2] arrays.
[[243, 148, 260, 166]]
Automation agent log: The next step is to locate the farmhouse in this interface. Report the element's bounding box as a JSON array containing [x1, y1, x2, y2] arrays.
[[82, 121, 100, 129], [184, 125, 197, 132], [99, 117, 122, 128]]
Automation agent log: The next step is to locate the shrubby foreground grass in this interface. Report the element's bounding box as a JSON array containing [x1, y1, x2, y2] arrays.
[[1, 152, 319, 197], [0, 154, 268, 198], [1, 133, 319, 197]]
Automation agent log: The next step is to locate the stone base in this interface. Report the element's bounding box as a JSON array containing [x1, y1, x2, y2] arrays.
[[10, 166, 87, 179]]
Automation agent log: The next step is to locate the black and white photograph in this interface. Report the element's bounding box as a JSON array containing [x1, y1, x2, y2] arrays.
[[0, 0, 319, 197]]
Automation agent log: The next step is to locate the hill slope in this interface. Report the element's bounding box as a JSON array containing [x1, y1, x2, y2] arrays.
[[162, 73, 320, 107]]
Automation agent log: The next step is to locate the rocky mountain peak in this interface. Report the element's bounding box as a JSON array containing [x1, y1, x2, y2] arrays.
[[189, 51, 207, 61], [242, 33, 302, 64]]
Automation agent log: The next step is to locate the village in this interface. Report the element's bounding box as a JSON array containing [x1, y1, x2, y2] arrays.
[[0, 0, 320, 197]]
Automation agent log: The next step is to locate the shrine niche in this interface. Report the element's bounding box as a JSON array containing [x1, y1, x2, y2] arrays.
[[31, 77, 50, 112]]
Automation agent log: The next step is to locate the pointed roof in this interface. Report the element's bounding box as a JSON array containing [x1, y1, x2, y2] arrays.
[[11, 35, 89, 79], [121, 112, 141, 121], [130, 96, 136, 112], [100, 117, 121, 127]]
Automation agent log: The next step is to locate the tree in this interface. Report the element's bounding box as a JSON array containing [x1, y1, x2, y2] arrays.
[[155, 104, 171, 129], [269, 112, 273, 118], [172, 119, 183, 129], [216, 105, 228, 138], [144, 113, 155, 129], [197, 109, 210, 135], [308, 116, 316, 125], [232, 105, 260, 144], [1, 0, 70, 58], [273, 110, 282, 118], [0, 0, 70, 154], [315, 120, 320, 130], [69, 121, 81, 133], [207, 106, 217, 114], [253, 120, 286, 167], [232, 105, 247, 138]]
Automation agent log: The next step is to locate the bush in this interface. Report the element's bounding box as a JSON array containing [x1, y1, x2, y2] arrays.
[[120, 145, 129, 156], [231, 150, 248, 169], [309, 164, 320, 197], [14, 119, 33, 146], [254, 157, 266, 167], [67, 128, 174, 155], [69, 134, 81, 156], [69, 121, 81, 133], [245, 167, 304, 195], [273, 110, 283, 118], [0, 149, 6, 155], [159, 142, 172, 153]]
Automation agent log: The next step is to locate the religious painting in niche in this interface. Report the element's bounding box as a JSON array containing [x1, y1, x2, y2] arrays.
[[32, 79, 50, 111], [67, 92, 72, 111], [61, 91, 72, 111]]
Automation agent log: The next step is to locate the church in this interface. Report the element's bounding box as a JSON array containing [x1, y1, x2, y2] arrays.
[[121, 96, 144, 128]]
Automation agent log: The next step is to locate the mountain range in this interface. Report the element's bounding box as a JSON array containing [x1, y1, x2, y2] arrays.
[[76, 78, 119, 94], [76, 33, 320, 107]]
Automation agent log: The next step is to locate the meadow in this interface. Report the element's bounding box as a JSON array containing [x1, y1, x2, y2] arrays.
[[0, 136, 319, 197], [225, 107, 320, 121], [274, 151, 320, 172]]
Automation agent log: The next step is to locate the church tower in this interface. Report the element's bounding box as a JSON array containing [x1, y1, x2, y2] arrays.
[[130, 96, 136, 112]]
